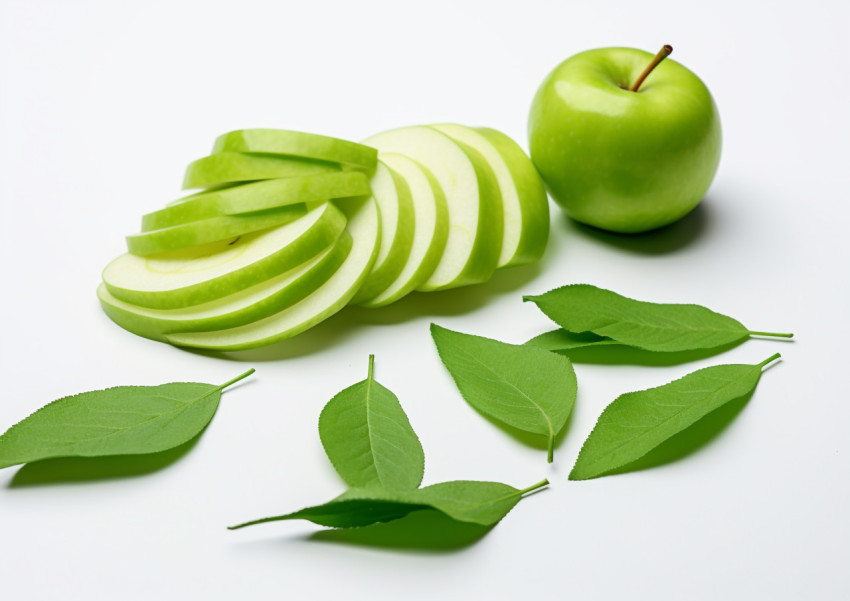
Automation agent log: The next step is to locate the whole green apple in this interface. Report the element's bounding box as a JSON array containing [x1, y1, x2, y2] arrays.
[[528, 46, 721, 233]]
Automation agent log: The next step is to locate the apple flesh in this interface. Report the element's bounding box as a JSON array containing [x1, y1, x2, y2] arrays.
[[127, 205, 308, 255], [99, 125, 548, 350], [98, 231, 353, 340], [183, 152, 341, 190], [166, 196, 381, 350], [354, 152, 449, 308], [142, 172, 370, 231], [350, 160, 415, 305], [104, 201, 347, 309], [431, 124, 549, 267], [528, 47, 721, 233], [362, 126, 503, 291], [212, 129, 378, 172]]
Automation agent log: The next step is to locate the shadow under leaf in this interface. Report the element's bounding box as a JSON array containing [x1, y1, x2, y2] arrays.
[[557, 340, 744, 366], [7, 436, 201, 487], [468, 401, 574, 462], [307, 509, 492, 552], [596, 390, 754, 478]]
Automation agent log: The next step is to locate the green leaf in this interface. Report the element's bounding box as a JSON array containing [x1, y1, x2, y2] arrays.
[[525, 329, 618, 352], [227, 479, 549, 530], [524, 284, 793, 352], [319, 355, 425, 491], [0, 369, 254, 469], [570, 354, 781, 480], [413, 479, 547, 525], [430, 324, 577, 462]]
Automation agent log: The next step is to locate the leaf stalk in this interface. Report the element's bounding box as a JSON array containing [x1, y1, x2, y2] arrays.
[[757, 353, 782, 370], [519, 479, 550, 496], [748, 331, 794, 339], [218, 368, 255, 391]]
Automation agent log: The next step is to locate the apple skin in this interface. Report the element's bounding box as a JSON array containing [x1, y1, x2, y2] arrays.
[[528, 47, 721, 233]]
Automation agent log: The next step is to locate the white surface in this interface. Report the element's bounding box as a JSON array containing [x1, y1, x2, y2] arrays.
[[1, 0, 847, 599]]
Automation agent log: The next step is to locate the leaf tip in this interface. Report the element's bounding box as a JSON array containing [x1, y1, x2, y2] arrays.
[[567, 469, 584, 482]]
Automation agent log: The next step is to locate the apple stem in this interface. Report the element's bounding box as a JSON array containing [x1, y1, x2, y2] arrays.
[[630, 44, 673, 92]]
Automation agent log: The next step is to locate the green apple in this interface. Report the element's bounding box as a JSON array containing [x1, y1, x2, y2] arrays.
[[430, 124, 549, 267], [212, 129, 378, 172], [142, 172, 371, 231], [357, 152, 449, 308], [166, 195, 381, 350], [349, 160, 415, 305], [104, 201, 347, 309], [183, 152, 341, 190], [127, 205, 308, 256], [363, 126, 503, 291], [528, 45, 721, 233], [97, 231, 352, 340]]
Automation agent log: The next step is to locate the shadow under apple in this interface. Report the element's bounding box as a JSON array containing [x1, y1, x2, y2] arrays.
[[561, 198, 713, 255]]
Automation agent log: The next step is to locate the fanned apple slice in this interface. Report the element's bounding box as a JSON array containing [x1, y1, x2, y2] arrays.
[[103, 202, 346, 309], [127, 206, 308, 256], [212, 129, 378, 172], [362, 126, 502, 291], [98, 231, 353, 341], [142, 172, 370, 231], [357, 153, 448, 308], [431, 124, 549, 267], [349, 160, 415, 305], [183, 152, 341, 190], [166, 196, 380, 351]]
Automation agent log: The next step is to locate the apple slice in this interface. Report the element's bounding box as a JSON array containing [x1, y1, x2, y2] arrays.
[[97, 231, 353, 341], [356, 153, 448, 308], [141, 172, 371, 231], [430, 124, 549, 267], [349, 160, 415, 305], [362, 126, 503, 291], [165, 196, 380, 351], [127, 205, 308, 256], [183, 152, 341, 190], [212, 129, 378, 172], [103, 201, 347, 309]]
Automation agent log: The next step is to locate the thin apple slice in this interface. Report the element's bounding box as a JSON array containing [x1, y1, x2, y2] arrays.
[[362, 126, 503, 291], [127, 205, 308, 256], [103, 201, 346, 309], [142, 172, 371, 231], [183, 152, 341, 190], [430, 124, 549, 267], [212, 129, 378, 172], [166, 196, 380, 351], [349, 160, 415, 304], [356, 153, 448, 308], [98, 231, 353, 341]]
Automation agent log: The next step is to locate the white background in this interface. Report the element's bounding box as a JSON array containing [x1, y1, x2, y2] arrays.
[[1, 1, 848, 599]]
